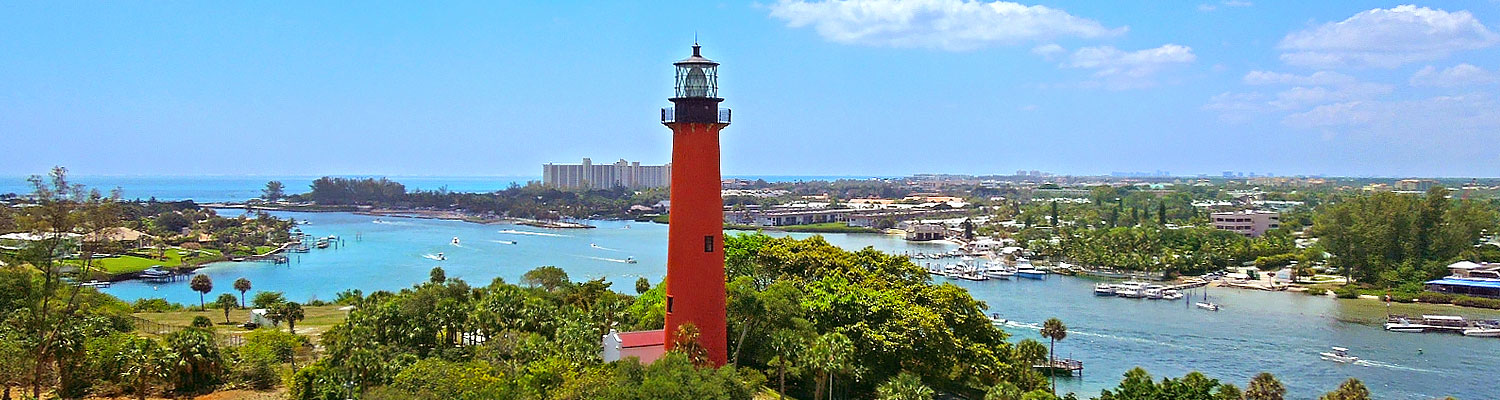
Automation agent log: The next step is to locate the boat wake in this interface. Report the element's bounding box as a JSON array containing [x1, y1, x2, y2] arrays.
[[995, 320, 1191, 349], [421, 253, 445, 261], [590, 243, 623, 252], [498, 229, 569, 238], [1352, 359, 1439, 373], [489, 240, 517, 245], [580, 255, 634, 264]]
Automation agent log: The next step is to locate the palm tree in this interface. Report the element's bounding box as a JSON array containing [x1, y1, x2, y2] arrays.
[[1319, 378, 1370, 400], [1245, 372, 1286, 400], [282, 302, 305, 334], [233, 277, 251, 307], [189, 274, 212, 311], [875, 372, 934, 400], [1040, 318, 1068, 395], [214, 293, 238, 324]]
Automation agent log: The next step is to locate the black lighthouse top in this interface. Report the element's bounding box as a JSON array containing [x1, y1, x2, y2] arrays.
[[664, 44, 730, 125], [672, 44, 720, 100]]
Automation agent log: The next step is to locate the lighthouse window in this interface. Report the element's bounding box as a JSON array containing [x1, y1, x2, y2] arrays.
[[666, 296, 674, 313], [705, 235, 714, 252]]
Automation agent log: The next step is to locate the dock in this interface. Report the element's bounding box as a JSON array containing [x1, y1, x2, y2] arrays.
[[1033, 358, 1084, 376]]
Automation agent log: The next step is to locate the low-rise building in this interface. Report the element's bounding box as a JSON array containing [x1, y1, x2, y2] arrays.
[[1395, 179, 1439, 192], [905, 223, 946, 241], [602, 328, 666, 364], [1210, 210, 1280, 238]]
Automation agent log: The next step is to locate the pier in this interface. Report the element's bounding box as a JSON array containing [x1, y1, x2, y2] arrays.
[[1034, 358, 1084, 377]]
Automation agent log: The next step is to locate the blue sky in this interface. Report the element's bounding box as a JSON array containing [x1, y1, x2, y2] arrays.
[[2, 1, 1498, 178]]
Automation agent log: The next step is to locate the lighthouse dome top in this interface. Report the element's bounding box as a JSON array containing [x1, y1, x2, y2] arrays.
[[674, 44, 718, 66]]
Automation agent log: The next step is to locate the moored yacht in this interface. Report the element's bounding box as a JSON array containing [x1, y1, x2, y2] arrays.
[[1093, 283, 1116, 296], [1384, 316, 1434, 333], [1462, 321, 1500, 337], [1161, 289, 1184, 300]]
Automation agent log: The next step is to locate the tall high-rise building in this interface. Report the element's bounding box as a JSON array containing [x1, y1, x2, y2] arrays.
[[661, 43, 730, 366], [542, 158, 671, 189]]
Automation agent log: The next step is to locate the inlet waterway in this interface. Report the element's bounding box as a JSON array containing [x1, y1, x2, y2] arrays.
[[103, 210, 1500, 399]]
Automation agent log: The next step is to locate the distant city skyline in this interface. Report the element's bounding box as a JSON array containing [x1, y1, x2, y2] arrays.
[[3, 1, 1499, 177]]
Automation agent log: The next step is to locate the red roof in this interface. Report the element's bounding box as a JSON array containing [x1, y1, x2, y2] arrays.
[[618, 329, 666, 348]]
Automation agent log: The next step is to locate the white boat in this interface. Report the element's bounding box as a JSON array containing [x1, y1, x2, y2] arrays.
[[624, 256, 638, 264], [1162, 289, 1184, 300], [1093, 283, 1116, 296], [1195, 302, 1221, 311], [1384, 316, 1433, 333], [1319, 346, 1359, 363], [984, 263, 1015, 279], [452, 237, 461, 246], [1144, 288, 1165, 300], [1015, 267, 1047, 280], [989, 313, 1008, 325], [1115, 281, 1146, 298], [1463, 321, 1500, 337]]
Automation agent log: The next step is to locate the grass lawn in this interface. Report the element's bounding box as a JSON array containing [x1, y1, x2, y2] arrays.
[[68, 248, 224, 275], [133, 305, 350, 340]]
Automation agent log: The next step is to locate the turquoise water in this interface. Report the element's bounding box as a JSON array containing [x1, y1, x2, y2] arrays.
[[101, 210, 1500, 399]]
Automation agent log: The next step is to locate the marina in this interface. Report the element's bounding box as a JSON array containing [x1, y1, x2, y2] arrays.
[[96, 209, 1500, 399]]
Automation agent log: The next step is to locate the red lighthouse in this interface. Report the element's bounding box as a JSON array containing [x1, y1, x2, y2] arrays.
[[661, 43, 730, 366]]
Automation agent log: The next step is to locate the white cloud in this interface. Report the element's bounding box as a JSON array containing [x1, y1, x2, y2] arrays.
[[1267, 82, 1393, 110], [1199, 1, 1251, 12], [1059, 44, 1195, 90], [1284, 94, 1500, 133], [1031, 43, 1065, 59], [1242, 70, 1356, 86], [1203, 91, 1271, 122], [766, 0, 1126, 51], [1278, 5, 1500, 68], [1410, 63, 1499, 87], [1065, 44, 1195, 77]]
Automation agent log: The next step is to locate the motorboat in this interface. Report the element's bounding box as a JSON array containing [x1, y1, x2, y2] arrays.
[[1463, 320, 1500, 337], [985, 263, 1015, 280], [624, 256, 638, 264], [1015, 267, 1047, 280], [1115, 282, 1146, 298], [1144, 288, 1165, 300], [452, 237, 461, 246], [1162, 289, 1184, 300], [1093, 283, 1116, 296], [1195, 302, 1221, 311], [1384, 316, 1434, 333], [1319, 347, 1359, 363], [989, 313, 1009, 325]]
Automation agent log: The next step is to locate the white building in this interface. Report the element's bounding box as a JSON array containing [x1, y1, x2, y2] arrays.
[[1210, 210, 1281, 238], [602, 328, 666, 364], [543, 158, 671, 190]]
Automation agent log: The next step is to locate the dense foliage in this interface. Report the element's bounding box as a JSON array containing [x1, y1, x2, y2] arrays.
[[1314, 187, 1498, 287], [298, 177, 667, 220]]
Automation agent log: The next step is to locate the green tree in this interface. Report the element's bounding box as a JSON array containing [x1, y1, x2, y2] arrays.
[[1245, 372, 1285, 400], [521, 266, 570, 291], [252, 291, 286, 309], [1157, 202, 1167, 225], [636, 277, 651, 294], [429, 266, 446, 284], [216, 293, 239, 324], [1215, 384, 1243, 400], [116, 336, 171, 400], [190, 274, 213, 311], [986, 382, 1024, 400], [1040, 318, 1068, 394], [876, 372, 934, 400], [1319, 378, 1370, 400], [807, 332, 854, 400], [1050, 201, 1059, 226], [191, 315, 214, 329], [262, 181, 285, 203], [164, 327, 223, 391], [233, 278, 252, 308], [281, 302, 306, 334]]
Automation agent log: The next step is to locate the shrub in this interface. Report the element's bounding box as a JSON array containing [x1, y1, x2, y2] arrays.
[[1388, 293, 1416, 303], [1417, 292, 1456, 304], [1333, 287, 1360, 299], [131, 298, 183, 313], [1452, 296, 1500, 309], [1303, 287, 1328, 296]]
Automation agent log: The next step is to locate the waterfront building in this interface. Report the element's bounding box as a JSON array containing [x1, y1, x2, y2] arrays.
[[1210, 210, 1280, 238], [542, 158, 671, 189], [904, 223, 946, 241], [1425, 277, 1500, 298]]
